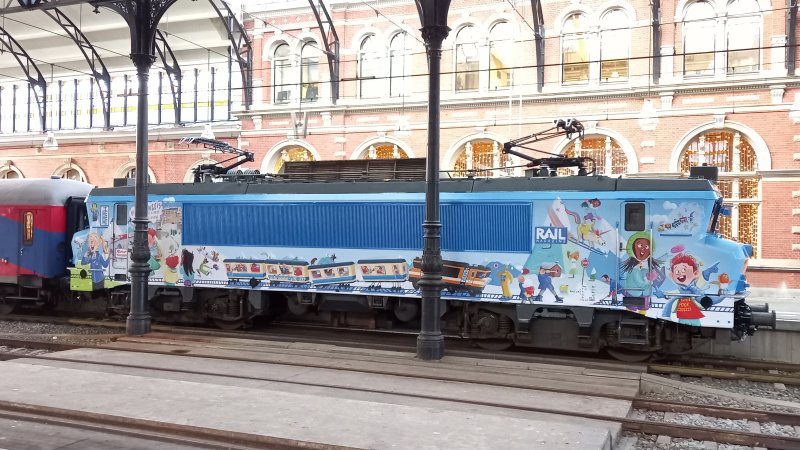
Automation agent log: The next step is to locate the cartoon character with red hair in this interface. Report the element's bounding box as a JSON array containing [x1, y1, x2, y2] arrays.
[[658, 250, 720, 326]]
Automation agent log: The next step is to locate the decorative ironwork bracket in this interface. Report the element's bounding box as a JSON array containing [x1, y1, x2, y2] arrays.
[[154, 29, 182, 124], [529, 0, 544, 92], [44, 7, 112, 129], [308, 0, 339, 103], [207, 0, 252, 108], [0, 26, 46, 130]]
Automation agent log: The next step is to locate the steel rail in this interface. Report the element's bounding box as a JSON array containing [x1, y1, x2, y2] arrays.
[[0, 400, 356, 450]]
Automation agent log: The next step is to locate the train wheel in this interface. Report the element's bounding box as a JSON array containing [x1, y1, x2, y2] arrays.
[[475, 338, 513, 351], [212, 318, 248, 330], [393, 298, 419, 322], [0, 301, 15, 315], [605, 348, 654, 362], [287, 298, 310, 316]]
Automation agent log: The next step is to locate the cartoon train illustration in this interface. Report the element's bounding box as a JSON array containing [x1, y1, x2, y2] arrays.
[[409, 258, 491, 296], [223, 258, 409, 289], [309, 262, 357, 285], [358, 258, 409, 289], [224, 259, 310, 285]]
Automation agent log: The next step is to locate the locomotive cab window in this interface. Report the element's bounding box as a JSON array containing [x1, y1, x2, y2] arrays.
[[116, 204, 127, 226], [624, 203, 646, 231], [22, 211, 33, 245]]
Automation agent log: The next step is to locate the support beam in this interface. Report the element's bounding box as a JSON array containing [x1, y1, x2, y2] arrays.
[[154, 29, 182, 124], [3, 0, 115, 15], [44, 7, 112, 129], [415, 0, 451, 361], [102, 0, 182, 336], [651, 0, 661, 84], [788, 0, 798, 75], [207, 0, 252, 108], [308, 0, 340, 103], [0, 26, 46, 130], [530, 0, 544, 92]]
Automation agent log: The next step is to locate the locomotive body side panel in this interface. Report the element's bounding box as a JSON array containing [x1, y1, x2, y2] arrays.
[[75, 177, 749, 331]]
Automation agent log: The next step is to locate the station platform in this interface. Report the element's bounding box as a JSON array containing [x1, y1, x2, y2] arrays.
[[748, 287, 800, 323], [0, 337, 638, 450]]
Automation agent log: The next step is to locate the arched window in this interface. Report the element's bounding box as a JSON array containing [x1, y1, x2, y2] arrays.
[[488, 22, 513, 90], [273, 43, 292, 104], [361, 143, 408, 160], [562, 13, 590, 83], [359, 35, 382, 98], [274, 146, 316, 173], [119, 166, 156, 184], [60, 168, 85, 182], [453, 140, 514, 177], [389, 32, 411, 97], [0, 165, 21, 179], [600, 10, 629, 82], [684, 1, 716, 76], [300, 42, 320, 103], [455, 26, 479, 92], [727, 0, 761, 74], [561, 135, 629, 176], [679, 130, 760, 255]]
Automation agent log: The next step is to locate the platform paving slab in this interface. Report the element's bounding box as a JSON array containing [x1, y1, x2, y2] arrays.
[[0, 350, 621, 450], [98, 335, 640, 397], [30, 348, 634, 420]]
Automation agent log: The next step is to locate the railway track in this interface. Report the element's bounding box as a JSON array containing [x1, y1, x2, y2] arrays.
[[0, 400, 354, 450], [3, 328, 800, 448]]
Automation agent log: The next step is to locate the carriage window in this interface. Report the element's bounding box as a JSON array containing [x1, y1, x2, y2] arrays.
[[22, 211, 33, 245], [624, 203, 646, 231], [115, 204, 127, 226]]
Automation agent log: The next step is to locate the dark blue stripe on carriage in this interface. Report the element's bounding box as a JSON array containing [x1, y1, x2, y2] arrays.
[[0, 215, 67, 278], [183, 202, 531, 253]]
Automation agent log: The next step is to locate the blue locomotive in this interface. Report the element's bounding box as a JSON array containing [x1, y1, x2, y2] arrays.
[[63, 170, 772, 359], [0, 132, 776, 360]]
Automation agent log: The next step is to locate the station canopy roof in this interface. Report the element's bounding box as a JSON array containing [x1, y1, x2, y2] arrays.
[[0, 0, 240, 82]]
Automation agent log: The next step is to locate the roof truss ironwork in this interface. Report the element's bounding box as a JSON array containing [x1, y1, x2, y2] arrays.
[[154, 29, 182, 124], [44, 7, 112, 129], [0, 25, 46, 130], [207, 0, 252, 108], [308, 0, 339, 103]]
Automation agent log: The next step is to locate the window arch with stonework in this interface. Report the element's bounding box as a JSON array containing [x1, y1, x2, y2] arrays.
[[274, 145, 316, 173], [452, 140, 515, 178], [560, 135, 628, 176], [679, 130, 760, 256], [0, 163, 22, 179], [361, 143, 408, 160]]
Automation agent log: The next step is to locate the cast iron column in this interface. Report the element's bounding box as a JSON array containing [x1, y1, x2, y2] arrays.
[[105, 0, 181, 335], [127, 52, 155, 335], [415, 0, 451, 361]]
